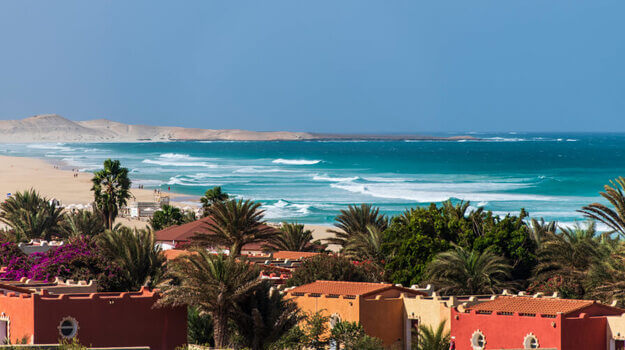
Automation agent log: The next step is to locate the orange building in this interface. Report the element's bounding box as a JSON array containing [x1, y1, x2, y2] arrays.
[[0, 284, 186, 349], [285, 280, 428, 349]]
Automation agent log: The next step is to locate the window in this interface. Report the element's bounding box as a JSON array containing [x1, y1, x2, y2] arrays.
[[471, 330, 485, 350], [523, 333, 539, 349], [58, 317, 78, 338], [0, 318, 8, 344]]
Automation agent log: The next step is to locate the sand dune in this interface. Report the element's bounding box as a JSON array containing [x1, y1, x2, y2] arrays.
[[0, 114, 476, 143], [0, 114, 315, 142]]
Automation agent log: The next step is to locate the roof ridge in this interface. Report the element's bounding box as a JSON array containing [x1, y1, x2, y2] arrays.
[[316, 280, 391, 285]]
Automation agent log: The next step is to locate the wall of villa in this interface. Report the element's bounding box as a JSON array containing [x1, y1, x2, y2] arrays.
[[31, 288, 187, 350], [450, 309, 562, 350]]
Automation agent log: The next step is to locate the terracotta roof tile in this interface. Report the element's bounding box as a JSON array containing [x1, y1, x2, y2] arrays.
[[162, 249, 195, 261], [272, 251, 321, 260], [154, 217, 277, 252], [467, 296, 615, 316], [287, 280, 425, 297]]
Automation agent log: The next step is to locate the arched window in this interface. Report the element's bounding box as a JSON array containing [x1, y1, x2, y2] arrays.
[[523, 333, 539, 349], [471, 330, 486, 350], [58, 317, 78, 339]]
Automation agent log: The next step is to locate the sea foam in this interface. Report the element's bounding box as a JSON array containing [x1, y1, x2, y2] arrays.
[[272, 159, 321, 165]]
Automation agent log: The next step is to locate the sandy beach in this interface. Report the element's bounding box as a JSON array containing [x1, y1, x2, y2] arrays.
[[0, 155, 338, 245], [0, 155, 173, 205]]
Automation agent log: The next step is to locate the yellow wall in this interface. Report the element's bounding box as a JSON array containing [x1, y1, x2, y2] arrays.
[[289, 293, 407, 349]]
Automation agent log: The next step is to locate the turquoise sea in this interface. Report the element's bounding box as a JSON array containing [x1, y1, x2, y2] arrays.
[[2, 133, 625, 226]]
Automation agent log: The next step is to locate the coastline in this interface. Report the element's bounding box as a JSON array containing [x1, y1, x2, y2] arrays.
[[0, 154, 339, 244]]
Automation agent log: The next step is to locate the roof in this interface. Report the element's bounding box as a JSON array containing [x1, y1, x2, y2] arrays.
[[272, 251, 321, 260], [287, 280, 426, 297], [154, 216, 278, 251], [467, 296, 622, 316], [154, 216, 215, 242], [162, 249, 195, 261]]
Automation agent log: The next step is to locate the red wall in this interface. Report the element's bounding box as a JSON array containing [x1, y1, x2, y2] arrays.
[[561, 314, 607, 350], [450, 309, 562, 350], [31, 288, 186, 350]]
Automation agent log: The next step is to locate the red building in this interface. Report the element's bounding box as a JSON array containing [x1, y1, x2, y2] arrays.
[[451, 295, 624, 350], [0, 284, 186, 349]]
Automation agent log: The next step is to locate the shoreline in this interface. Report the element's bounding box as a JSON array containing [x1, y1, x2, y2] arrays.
[[0, 155, 186, 206], [0, 154, 339, 244]]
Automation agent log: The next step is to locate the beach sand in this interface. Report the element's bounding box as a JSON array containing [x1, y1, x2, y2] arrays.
[[0, 155, 167, 205], [0, 155, 339, 247]]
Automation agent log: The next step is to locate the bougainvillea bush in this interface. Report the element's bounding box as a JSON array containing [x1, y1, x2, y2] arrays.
[[0, 237, 125, 291], [0, 242, 27, 266]]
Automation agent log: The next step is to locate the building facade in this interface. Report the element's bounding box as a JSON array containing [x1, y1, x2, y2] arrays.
[[450, 295, 624, 350], [285, 280, 429, 349], [0, 285, 186, 349]]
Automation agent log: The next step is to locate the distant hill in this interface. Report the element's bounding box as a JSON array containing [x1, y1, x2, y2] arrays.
[[0, 114, 476, 142]]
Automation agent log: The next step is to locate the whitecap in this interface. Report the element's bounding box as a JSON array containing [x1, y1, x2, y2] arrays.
[[263, 200, 312, 219], [27, 143, 74, 151], [160, 153, 191, 159], [234, 166, 293, 174], [167, 175, 220, 187], [313, 174, 359, 182], [272, 159, 321, 165], [142, 159, 216, 168], [482, 137, 527, 142], [330, 181, 559, 203]]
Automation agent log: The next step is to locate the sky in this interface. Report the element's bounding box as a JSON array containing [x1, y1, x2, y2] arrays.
[[0, 1, 623, 133]]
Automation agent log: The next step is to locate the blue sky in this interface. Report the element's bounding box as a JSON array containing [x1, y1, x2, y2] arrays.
[[0, 1, 623, 133]]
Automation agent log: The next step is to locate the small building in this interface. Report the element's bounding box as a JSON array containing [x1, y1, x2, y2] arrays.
[[0, 284, 186, 349], [285, 280, 429, 349], [403, 293, 494, 335], [18, 240, 64, 255], [154, 216, 277, 256], [271, 250, 321, 260], [0, 278, 97, 294], [451, 295, 624, 350]]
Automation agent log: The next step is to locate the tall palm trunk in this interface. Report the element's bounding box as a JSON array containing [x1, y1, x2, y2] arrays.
[[212, 310, 229, 348], [231, 242, 242, 257]]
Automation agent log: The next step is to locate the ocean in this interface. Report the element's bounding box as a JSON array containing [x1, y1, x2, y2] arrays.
[[1, 133, 625, 226]]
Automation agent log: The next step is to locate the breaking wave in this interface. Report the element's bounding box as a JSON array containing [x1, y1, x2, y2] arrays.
[[272, 159, 321, 165]]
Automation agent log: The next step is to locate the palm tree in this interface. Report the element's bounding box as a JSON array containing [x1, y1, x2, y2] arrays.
[[442, 200, 471, 220], [98, 226, 165, 291], [342, 225, 384, 264], [91, 159, 132, 229], [533, 222, 603, 297], [192, 199, 276, 256], [157, 251, 264, 348], [415, 321, 449, 350], [201, 186, 229, 217], [264, 222, 324, 252], [579, 176, 625, 236], [0, 189, 63, 241], [527, 217, 558, 247], [326, 204, 388, 249], [329, 321, 366, 350], [588, 240, 625, 304], [232, 282, 301, 350], [150, 204, 184, 231], [424, 245, 513, 295], [59, 209, 105, 237]]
